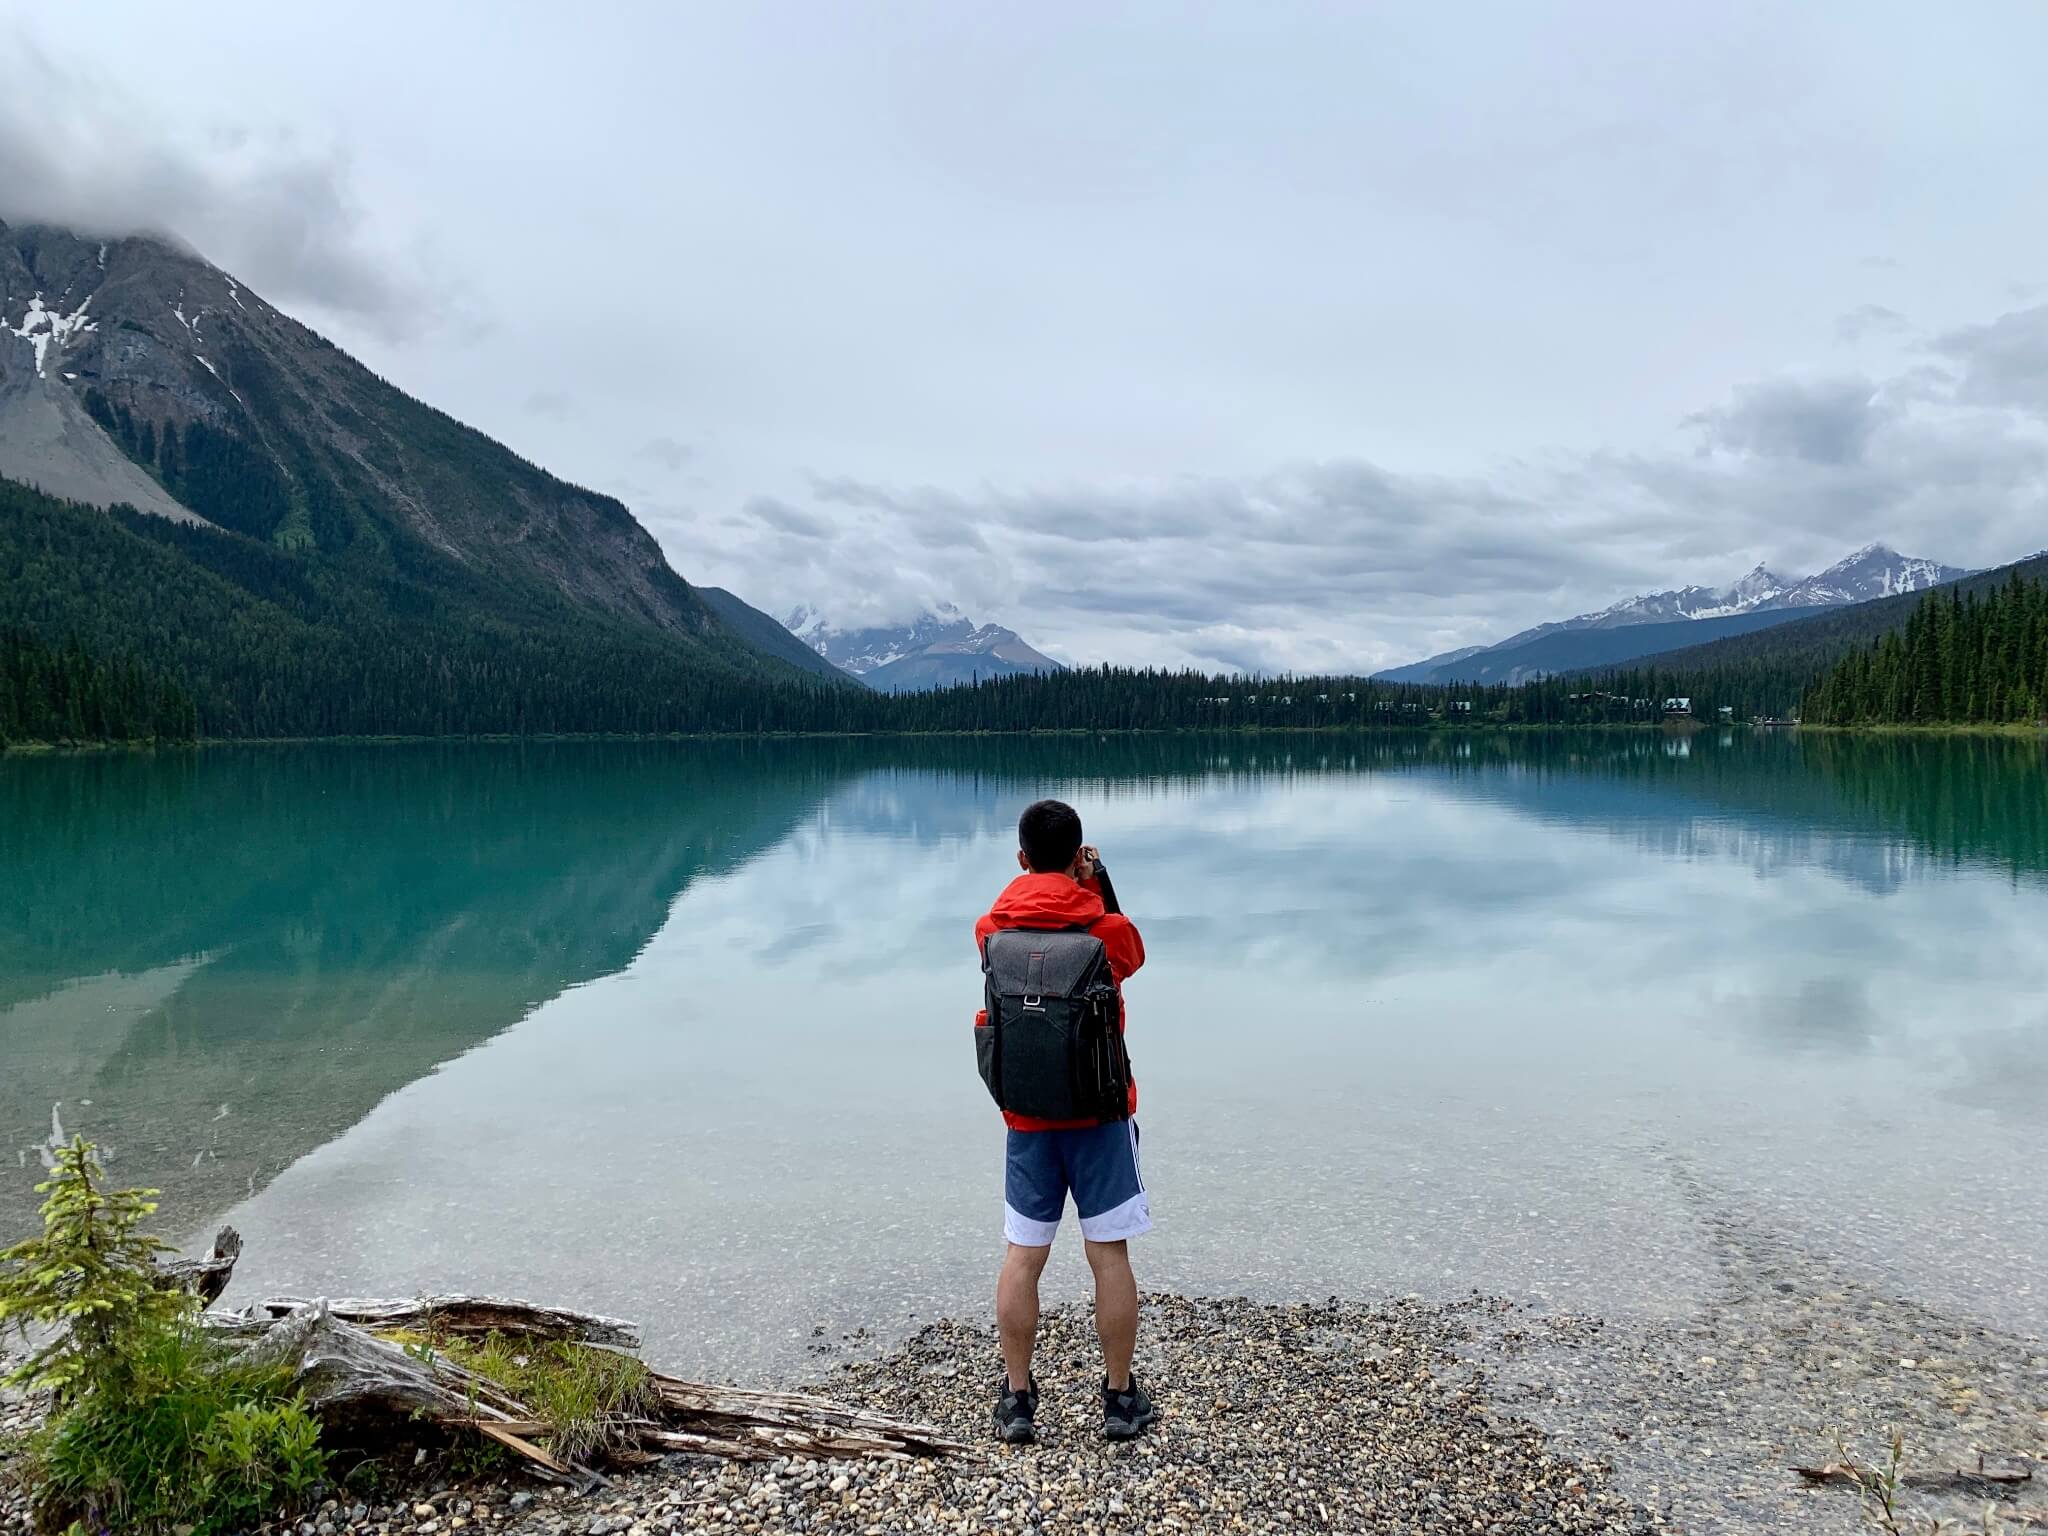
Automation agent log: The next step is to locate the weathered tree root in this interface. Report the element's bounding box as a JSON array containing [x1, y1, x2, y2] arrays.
[[155, 1226, 243, 1305]]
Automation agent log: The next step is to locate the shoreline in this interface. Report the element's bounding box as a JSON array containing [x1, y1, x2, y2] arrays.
[[8, 1275, 2040, 1536], [7, 721, 2046, 756], [5, 722, 1662, 756]]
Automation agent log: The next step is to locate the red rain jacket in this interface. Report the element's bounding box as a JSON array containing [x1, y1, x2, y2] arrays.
[[974, 871, 1145, 1132]]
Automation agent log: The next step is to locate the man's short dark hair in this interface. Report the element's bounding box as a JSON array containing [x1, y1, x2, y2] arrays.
[[1018, 799, 1084, 872]]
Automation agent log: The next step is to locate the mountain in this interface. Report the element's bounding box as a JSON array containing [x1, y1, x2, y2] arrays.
[[0, 220, 860, 735], [1378, 545, 1968, 686], [1497, 545, 1967, 646], [865, 624, 1062, 692], [786, 604, 1063, 692], [696, 587, 855, 684], [1373, 645, 1486, 685], [1774, 545, 1969, 608], [1627, 549, 2048, 682], [1436, 607, 1836, 686]]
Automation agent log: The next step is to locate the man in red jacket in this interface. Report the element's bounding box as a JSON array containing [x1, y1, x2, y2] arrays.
[[975, 799, 1155, 1444]]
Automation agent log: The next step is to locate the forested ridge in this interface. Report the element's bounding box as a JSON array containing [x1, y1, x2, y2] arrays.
[[0, 476, 870, 740], [5, 475, 2045, 746], [1804, 570, 2048, 725]]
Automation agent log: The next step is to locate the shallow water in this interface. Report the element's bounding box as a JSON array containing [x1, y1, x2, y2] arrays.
[[3, 732, 2043, 1378]]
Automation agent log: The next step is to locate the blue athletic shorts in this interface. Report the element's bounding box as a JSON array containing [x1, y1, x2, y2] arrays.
[[1003, 1119, 1152, 1246]]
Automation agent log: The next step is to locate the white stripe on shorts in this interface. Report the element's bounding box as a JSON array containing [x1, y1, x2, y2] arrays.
[[1004, 1203, 1060, 1247], [1078, 1188, 1152, 1242]]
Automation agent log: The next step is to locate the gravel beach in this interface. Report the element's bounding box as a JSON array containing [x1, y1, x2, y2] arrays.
[[4, 1183, 2043, 1535], [4, 1293, 1652, 1536], [322, 1294, 1655, 1536]]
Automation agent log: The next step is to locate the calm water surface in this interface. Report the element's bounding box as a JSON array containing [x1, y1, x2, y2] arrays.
[[3, 733, 2044, 1377]]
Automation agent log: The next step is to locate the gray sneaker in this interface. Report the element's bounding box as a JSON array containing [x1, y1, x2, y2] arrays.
[[1102, 1374, 1157, 1440]]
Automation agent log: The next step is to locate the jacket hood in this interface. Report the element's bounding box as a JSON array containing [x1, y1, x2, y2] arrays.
[[986, 872, 1105, 931]]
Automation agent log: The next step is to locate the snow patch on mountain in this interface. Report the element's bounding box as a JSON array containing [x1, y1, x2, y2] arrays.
[[1505, 545, 1963, 645], [783, 604, 1062, 690], [786, 603, 975, 674], [5, 294, 96, 378], [1775, 544, 1958, 607], [1377, 544, 1972, 682]]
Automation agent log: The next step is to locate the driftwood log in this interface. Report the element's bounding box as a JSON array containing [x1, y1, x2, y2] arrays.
[[168, 1236, 973, 1483], [1793, 1460, 2034, 1492], [215, 1300, 974, 1485], [250, 1294, 641, 1349]]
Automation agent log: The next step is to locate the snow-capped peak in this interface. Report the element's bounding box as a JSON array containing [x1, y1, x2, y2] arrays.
[[781, 603, 1061, 679], [787, 606, 976, 673], [1776, 545, 1965, 607], [1489, 544, 1968, 649]]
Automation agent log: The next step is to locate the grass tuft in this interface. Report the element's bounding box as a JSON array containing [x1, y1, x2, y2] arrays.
[[406, 1331, 659, 1466]]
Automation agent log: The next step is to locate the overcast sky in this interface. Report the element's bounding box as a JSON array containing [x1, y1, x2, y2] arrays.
[[7, 2, 2048, 672]]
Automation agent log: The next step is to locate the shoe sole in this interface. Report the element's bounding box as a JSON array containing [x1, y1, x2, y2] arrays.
[[997, 1422, 1036, 1445], [1103, 1406, 1157, 1441]]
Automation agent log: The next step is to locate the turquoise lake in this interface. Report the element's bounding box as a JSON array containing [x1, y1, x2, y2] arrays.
[[2, 732, 2044, 1378]]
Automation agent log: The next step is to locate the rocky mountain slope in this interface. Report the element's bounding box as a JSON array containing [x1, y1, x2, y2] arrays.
[[1379, 544, 1968, 686], [0, 220, 741, 641], [1, 219, 860, 730], [786, 604, 1062, 691]]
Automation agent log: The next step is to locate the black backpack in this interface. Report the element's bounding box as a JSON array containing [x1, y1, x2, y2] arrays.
[[977, 926, 1132, 1122]]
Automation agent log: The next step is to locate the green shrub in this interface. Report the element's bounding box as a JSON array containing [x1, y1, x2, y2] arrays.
[[1, 1139, 327, 1534], [29, 1325, 327, 1534], [0, 1138, 194, 1399]]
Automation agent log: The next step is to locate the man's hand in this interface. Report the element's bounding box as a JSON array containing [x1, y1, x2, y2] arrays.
[[1074, 844, 1101, 882]]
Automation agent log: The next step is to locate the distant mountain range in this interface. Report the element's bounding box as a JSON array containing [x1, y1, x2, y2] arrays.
[[1617, 548, 2048, 683], [1377, 545, 1969, 686], [785, 604, 1062, 692]]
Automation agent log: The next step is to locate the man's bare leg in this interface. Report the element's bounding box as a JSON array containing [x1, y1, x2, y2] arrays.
[[997, 1242, 1051, 1391], [1084, 1238, 1138, 1390]]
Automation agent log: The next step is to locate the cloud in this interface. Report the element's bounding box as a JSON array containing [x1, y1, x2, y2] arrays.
[[521, 390, 576, 420], [637, 435, 695, 471], [1835, 304, 1908, 344], [695, 461, 1652, 675], [0, 35, 430, 337], [1737, 977, 1897, 1057], [1686, 376, 1890, 466], [1930, 304, 2048, 414], [691, 294, 2048, 676], [1940, 1015, 2048, 1126], [743, 495, 836, 540]]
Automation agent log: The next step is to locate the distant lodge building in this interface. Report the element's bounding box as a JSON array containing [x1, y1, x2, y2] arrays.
[[1662, 696, 1693, 718], [1198, 691, 1361, 707]]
